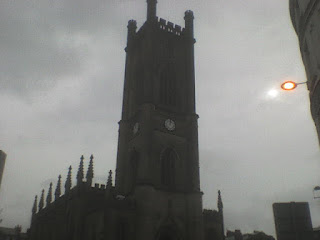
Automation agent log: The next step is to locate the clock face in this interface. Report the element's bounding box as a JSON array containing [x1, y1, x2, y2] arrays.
[[165, 119, 175, 131], [133, 122, 139, 134]]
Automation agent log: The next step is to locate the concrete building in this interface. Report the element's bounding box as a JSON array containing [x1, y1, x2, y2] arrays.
[[27, 1, 225, 240], [242, 231, 275, 240], [273, 202, 313, 240], [226, 230, 243, 240], [0, 225, 27, 240], [289, 0, 320, 141], [0, 151, 6, 190]]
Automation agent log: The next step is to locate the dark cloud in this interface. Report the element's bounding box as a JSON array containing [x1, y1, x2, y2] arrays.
[[0, 0, 318, 237], [0, 0, 127, 97]]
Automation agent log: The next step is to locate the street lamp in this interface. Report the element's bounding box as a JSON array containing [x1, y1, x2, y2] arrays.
[[281, 81, 318, 198], [281, 81, 307, 90]]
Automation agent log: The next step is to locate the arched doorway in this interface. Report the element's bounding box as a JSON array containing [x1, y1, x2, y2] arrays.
[[161, 148, 178, 188], [157, 225, 180, 240], [159, 232, 175, 240], [129, 149, 139, 191]]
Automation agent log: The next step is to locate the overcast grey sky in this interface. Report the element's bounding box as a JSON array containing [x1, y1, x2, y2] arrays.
[[0, 0, 319, 237]]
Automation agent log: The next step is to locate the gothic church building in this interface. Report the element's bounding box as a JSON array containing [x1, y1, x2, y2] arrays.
[[27, 1, 224, 239]]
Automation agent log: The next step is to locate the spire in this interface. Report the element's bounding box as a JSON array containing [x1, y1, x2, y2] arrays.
[[65, 166, 72, 194], [31, 195, 38, 223], [218, 190, 225, 240], [127, 20, 137, 47], [32, 195, 38, 216], [146, 0, 157, 22], [86, 154, 94, 187], [218, 190, 223, 211], [218, 190, 223, 210], [46, 183, 52, 206], [39, 189, 44, 211], [77, 155, 84, 185], [55, 175, 61, 200], [107, 170, 113, 188], [184, 10, 194, 38]]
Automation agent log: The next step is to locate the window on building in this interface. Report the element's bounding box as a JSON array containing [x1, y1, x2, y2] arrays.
[[117, 222, 126, 240], [130, 150, 139, 190], [161, 148, 177, 187]]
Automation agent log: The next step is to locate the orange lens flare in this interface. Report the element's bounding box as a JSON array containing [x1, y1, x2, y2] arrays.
[[281, 81, 297, 90]]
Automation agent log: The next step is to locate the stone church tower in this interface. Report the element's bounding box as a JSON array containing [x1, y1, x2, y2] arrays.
[[114, 0, 203, 239], [27, 1, 224, 240]]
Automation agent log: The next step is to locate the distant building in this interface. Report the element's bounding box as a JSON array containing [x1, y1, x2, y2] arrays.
[[0, 225, 27, 240], [243, 231, 275, 240], [226, 230, 275, 240], [226, 230, 243, 240], [0, 151, 6, 190], [314, 226, 320, 240], [273, 202, 313, 240], [289, 0, 320, 142]]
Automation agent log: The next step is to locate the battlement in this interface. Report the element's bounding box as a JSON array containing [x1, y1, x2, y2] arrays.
[[156, 17, 184, 36], [94, 183, 106, 190], [184, 10, 194, 20]]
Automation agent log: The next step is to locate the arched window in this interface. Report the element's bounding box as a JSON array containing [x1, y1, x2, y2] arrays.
[[157, 226, 178, 240], [117, 222, 126, 240], [92, 231, 96, 240], [159, 233, 174, 240], [130, 150, 139, 190], [161, 149, 177, 188]]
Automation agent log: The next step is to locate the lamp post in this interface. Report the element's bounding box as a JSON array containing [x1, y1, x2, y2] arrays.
[[281, 81, 307, 90], [281, 81, 319, 199]]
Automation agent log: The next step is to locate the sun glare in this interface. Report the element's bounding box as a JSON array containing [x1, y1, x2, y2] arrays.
[[267, 89, 279, 98]]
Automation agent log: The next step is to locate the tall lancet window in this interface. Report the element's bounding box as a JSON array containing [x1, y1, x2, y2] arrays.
[[160, 64, 176, 106], [161, 148, 177, 188], [130, 150, 139, 190], [117, 222, 126, 240]]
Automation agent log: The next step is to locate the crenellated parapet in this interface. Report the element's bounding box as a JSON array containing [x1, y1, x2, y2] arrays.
[[127, 10, 195, 44], [157, 17, 184, 36]]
